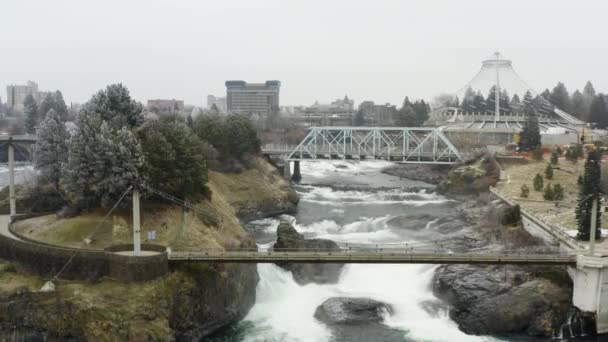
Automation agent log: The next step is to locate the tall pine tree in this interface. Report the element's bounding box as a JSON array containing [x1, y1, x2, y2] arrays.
[[589, 95, 608, 128], [33, 109, 68, 187], [23, 94, 39, 134], [550, 82, 571, 111], [576, 150, 602, 240], [518, 91, 541, 151]]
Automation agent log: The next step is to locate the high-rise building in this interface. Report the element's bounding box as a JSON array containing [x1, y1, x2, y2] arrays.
[[6, 81, 39, 113], [225, 80, 280, 115], [207, 95, 227, 113]]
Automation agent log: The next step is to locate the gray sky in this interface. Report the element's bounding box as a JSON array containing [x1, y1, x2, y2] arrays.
[[1, 0, 607, 107]]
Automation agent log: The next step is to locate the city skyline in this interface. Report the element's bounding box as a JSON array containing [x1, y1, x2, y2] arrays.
[[1, 0, 607, 107]]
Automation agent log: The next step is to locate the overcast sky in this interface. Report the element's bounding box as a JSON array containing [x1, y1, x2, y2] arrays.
[[1, 0, 607, 107]]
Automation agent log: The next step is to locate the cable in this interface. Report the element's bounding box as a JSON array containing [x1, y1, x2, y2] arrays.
[[52, 186, 133, 281]]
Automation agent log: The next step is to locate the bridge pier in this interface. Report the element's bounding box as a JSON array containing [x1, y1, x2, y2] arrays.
[[291, 161, 301, 182], [570, 256, 608, 333], [283, 160, 291, 179], [8, 140, 15, 217]]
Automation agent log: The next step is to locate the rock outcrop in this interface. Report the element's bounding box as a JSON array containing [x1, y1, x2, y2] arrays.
[[314, 297, 393, 325], [314, 297, 407, 342], [437, 156, 500, 194], [273, 220, 343, 285], [433, 264, 573, 337], [0, 260, 258, 341]]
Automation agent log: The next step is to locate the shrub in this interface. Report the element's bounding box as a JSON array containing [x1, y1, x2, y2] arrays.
[[578, 175, 584, 186], [543, 183, 554, 201], [545, 164, 553, 179], [553, 183, 564, 201], [520, 184, 530, 198], [533, 173, 544, 191], [550, 150, 559, 164], [533, 146, 544, 161]]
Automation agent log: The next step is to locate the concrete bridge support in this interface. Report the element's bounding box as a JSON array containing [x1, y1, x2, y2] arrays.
[[291, 161, 301, 182], [570, 256, 608, 333], [283, 160, 291, 179], [8, 141, 15, 217]]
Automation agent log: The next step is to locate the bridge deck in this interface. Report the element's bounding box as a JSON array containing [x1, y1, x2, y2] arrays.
[[168, 250, 576, 265]]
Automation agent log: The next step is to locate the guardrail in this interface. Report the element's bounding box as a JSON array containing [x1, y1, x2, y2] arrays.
[[489, 186, 584, 250]]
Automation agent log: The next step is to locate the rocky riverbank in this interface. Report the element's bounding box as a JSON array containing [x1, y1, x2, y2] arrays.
[[0, 259, 258, 341], [385, 157, 581, 338]]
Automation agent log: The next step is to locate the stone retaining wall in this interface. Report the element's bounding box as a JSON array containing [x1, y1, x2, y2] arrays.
[[0, 216, 169, 282]]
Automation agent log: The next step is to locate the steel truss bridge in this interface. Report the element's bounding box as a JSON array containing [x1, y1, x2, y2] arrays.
[[263, 127, 463, 164]]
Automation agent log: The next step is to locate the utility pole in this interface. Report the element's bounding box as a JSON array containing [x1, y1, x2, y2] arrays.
[[589, 193, 599, 256], [132, 188, 141, 256], [8, 139, 16, 217]]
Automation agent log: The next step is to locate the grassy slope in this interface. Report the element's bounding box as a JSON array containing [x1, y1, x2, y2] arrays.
[[11, 158, 286, 250], [496, 158, 584, 229]]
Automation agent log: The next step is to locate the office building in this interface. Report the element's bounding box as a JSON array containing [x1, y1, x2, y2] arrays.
[[207, 95, 227, 113], [6, 81, 39, 113], [225, 80, 280, 115]]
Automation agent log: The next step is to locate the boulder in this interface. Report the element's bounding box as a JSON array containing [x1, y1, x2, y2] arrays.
[[273, 220, 344, 285], [314, 297, 393, 325], [314, 297, 407, 342], [433, 264, 573, 337]]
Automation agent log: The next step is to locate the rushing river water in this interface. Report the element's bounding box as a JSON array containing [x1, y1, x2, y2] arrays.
[[211, 160, 502, 342]]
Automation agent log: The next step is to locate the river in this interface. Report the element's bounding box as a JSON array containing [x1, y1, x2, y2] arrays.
[[211, 160, 506, 342]]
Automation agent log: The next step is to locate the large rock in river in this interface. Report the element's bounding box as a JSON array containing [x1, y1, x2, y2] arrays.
[[273, 220, 344, 285], [433, 264, 573, 337], [314, 297, 407, 342], [314, 297, 393, 325]]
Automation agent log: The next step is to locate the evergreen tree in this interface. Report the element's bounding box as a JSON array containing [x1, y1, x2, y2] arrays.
[[576, 150, 602, 240], [33, 109, 68, 187], [545, 164, 553, 179], [396, 99, 416, 126], [472, 91, 486, 113], [354, 109, 365, 126], [23, 94, 39, 134], [461, 87, 476, 112], [223, 114, 261, 160], [520, 184, 530, 198], [62, 113, 102, 208], [589, 95, 608, 128], [193, 113, 226, 152], [553, 184, 564, 201], [80, 84, 144, 130], [95, 123, 144, 207], [139, 118, 209, 199], [533, 173, 544, 191], [570, 90, 585, 119], [582, 81, 596, 120], [53, 91, 69, 121], [550, 149, 559, 164], [187, 114, 194, 128], [519, 91, 541, 151], [500, 89, 511, 114], [543, 183, 554, 201], [510, 94, 522, 114], [550, 82, 571, 111], [38, 94, 56, 120], [210, 104, 220, 116]]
